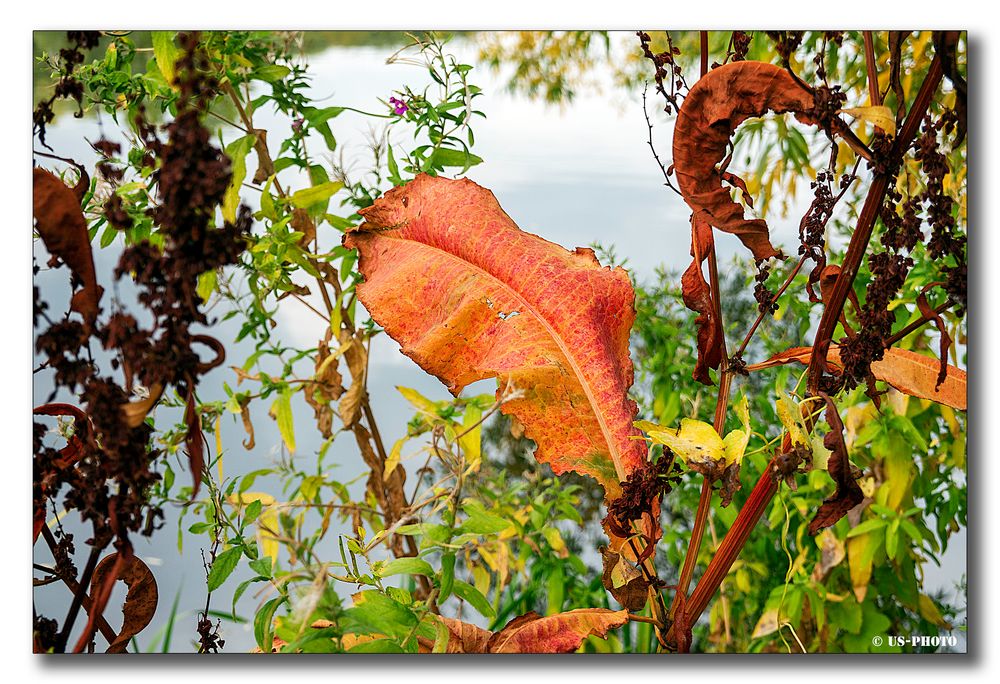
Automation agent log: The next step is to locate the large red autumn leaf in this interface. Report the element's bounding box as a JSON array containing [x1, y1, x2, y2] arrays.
[[673, 61, 817, 261], [343, 175, 647, 500]]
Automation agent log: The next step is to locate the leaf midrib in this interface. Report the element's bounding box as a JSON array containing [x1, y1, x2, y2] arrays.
[[390, 232, 626, 482]]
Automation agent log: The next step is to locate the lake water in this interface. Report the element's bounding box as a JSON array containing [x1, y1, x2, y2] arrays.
[[33, 33, 965, 652]]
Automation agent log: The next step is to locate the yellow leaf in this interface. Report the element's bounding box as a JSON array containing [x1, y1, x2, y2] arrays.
[[841, 106, 897, 136], [723, 429, 749, 466], [847, 526, 883, 603], [230, 492, 279, 565], [918, 594, 950, 628], [811, 433, 831, 471], [776, 391, 808, 447], [384, 437, 407, 481], [269, 388, 296, 454], [636, 418, 724, 466], [459, 403, 483, 470], [751, 607, 779, 639], [396, 386, 439, 416]]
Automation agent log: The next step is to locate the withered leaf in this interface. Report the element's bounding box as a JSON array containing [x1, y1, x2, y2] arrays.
[[673, 61, 817, 261], [600, 547, 650, 612], [808, 394, 864, 535], [338, 330, 367, 429], [90, 552, 158, 653], [485, 609, 629, 653], [681, 216, 722, 385], [33, 167, 103, 326], [183, 390, 205, 497], [305, 329, 344, 439]]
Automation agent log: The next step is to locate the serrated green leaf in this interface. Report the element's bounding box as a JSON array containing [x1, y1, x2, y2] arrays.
[[207, 546, 243, 592]]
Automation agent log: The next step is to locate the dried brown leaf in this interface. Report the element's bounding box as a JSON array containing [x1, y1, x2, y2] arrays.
[[808, 393, 864, 535], [91, 552, 158, 653], [673, 61, 816, 261], [33, 167, 103, 326], [681, 217, 722, 385]]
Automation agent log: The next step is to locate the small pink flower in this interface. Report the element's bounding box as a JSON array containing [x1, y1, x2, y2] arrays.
[[389, 96, 408, 116]]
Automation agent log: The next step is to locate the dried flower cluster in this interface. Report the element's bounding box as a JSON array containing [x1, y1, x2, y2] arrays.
[[33, 31, 248, 653]]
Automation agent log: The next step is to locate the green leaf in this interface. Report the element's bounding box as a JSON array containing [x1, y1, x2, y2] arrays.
[[244, 498, 263, 525], [460, 500, 512, 536], [206, 546, 243, 592], [290, 181, 344, 209], [344, 591, 416, 640], [254, 596, 285, 652], [151, 32, 179, 85], [270, 388, 296, 453], [346, 638, 405, 653], [256, 65, 291, 83], [428, 147, 483, 170], [223, 134, 256, 223], [438, 552, 456, 602], [452, 579, 495, 619], [387, 143, 401, 185], [846, 518, 887, 538], [248, 556, 273, 577], [381, 557, 434, 578]]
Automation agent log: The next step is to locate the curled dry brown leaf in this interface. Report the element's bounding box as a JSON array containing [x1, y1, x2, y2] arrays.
[[808, 393, 864, 535], [672, 61, 817, 262]]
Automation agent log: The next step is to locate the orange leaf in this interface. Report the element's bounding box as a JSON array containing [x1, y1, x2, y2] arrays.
[[673, 61, 817, 261], [486, 608, 629, 653], [344, 174, 647, 499], [749, 345, 966, 411]]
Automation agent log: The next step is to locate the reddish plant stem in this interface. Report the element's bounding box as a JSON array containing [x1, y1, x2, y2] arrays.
[[666, 457, 780, 645], [54, 533, 102, 653], [886, 302, 951, 346], [807, 53, 943, 396], [863, 32, 884, 107], [700, 32, 709, 76], [734, 255, 807, 359], [667, 39, 728, 646]]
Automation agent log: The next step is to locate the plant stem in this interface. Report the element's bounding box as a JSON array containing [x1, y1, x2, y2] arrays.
[[807, 53, 942, 395], [734, 255, 807, 360], [669, 45, 947, 648], [886, 302, 951, 346], [53, 530, 102, 653]]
